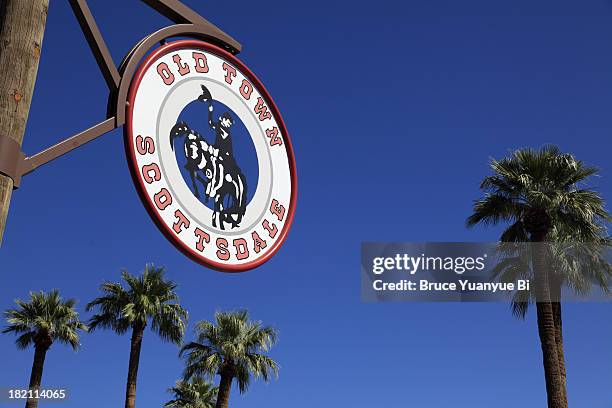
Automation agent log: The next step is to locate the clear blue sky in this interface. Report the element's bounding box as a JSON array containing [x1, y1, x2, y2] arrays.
[[2, 0, 612, 407]]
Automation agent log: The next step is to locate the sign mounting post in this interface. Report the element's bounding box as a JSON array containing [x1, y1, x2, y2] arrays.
[[0, 0, 49, 244]]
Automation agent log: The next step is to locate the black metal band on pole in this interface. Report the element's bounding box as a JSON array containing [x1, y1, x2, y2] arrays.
[[0, 0, 241, 190]]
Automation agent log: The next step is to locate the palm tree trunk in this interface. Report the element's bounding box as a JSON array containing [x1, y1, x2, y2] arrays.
[[551, 280, 567, 406], [533, 242, 566, 408], [536, 301, 565, 408], [25, 344, 48, 408], [124, 324, 145, 408], [214, 374, 233, 408]]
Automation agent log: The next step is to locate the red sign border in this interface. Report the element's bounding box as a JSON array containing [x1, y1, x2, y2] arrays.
[[124, 39, 298, 272]]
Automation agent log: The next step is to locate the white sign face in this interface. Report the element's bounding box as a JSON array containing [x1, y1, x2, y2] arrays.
[[125, 40, 297, 272]]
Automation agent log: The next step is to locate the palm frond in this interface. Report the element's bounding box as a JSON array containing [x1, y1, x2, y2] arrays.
[[87, 264, 187, 344], [180, 310, 279, 395], [468, 145, 611, 314], [165, 377, 218, 408], [3, 290, 86, 350]]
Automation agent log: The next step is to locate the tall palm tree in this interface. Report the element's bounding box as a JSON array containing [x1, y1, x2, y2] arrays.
[[467, 146, 610, 408], [180, 310, 279, 408], [86, 264, 188, 408], [2, 290, 87, 408], [165, 377, 218, 408]]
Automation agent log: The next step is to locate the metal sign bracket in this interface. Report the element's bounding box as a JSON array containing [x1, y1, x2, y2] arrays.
[[0, 135, 25, 188], [6, 0, 241, 189]]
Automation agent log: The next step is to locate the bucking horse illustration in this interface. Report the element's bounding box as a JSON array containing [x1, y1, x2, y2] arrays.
[[170, 85, 247, 230]]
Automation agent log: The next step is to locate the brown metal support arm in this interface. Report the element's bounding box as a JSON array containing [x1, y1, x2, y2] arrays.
[[142, 0, 241, 53], [19, 118, 118, 182], [68, 0, 120, 92], [142, 0, 211, 25], [0, 118, 116, 189]]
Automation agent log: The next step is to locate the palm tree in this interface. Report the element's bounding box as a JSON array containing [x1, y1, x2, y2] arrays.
[[2, 290, 87, 408], [165, 377, 218, 408], [467, 146, 610, 408], [86, 264, 188, 408], [180, 310, 279, 408]]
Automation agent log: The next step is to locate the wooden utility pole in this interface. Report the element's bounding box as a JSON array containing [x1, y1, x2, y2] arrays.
[[0, 0, 49, 244]]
